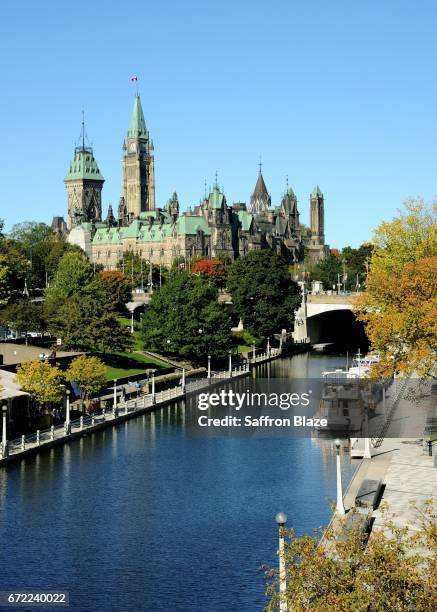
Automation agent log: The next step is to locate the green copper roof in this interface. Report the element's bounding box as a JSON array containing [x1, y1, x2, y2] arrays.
[[65, 149, 104, 182], [236, 209, 253, 232], [93, 227, 122, 245], [208, 186, 225, 209], [287, 187, 296, 198], [128, 95, 148, 139], [311, 185, 323, 198], [176, 215, 211, 236]]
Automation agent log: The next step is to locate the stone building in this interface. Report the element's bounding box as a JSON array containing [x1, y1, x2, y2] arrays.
[[59, 95, 328, 270]]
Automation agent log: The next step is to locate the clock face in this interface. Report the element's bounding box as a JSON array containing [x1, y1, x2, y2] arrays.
[[129, 142, 137, 153]]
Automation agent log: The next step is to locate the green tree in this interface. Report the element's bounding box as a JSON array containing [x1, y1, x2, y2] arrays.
[[65, 355, 107, 409], [266, 502, 436, 611], [0, 254, 11, 306], [48, 294, 132, 353], [45, 251, 94, 306], [310, 252, 342, 290], [0, 300, 46, 338], [141, 272, 233, 361], [227, 251, 301, 339], [15, 360, 63, 409], [8, 222, 66, 289], [0, 239, 30, 293], [83, 270, 133, 314]]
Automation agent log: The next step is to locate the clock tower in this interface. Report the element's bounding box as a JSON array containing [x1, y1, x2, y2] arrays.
[[122, 94, 155, 221]]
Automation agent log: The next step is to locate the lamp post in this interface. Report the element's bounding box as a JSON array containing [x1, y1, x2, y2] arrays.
[[252, 343, 256, 361], [267, 337, 270, 357], [1, 404, 8, 458], [113, 379, 118, 417], [335, 439, 345, 515], [65, 389, 71, 435], [130, 311, 134, 334], [228, 351, 232, 377], [151, 370, 156, 403], [275, 512, 288, 612], [207, 355, 211, 379], [181, 368, 186, 393]]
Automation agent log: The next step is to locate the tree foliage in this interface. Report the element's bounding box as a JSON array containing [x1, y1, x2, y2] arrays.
[[84, 270, 133, 314], [45, 251, 94, 305], [356, 200, 437, 378], [141, 272, 233, 361], [266, 501, 436, 611], [6, 222, 81, 290], [192, 258, 227, 287], [227, 250, 301, 338], [65, 355, 107, 405], [0, 254, 10, 306], [0, 300, 46, 335], [15, 360, 63, 406], [48, 294, 132, 353]]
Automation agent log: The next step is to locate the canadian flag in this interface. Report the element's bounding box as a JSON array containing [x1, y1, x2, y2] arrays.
[[131, 75, 138, 82]]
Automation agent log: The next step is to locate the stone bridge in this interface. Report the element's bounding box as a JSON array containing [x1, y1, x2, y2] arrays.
[[293, 285, 363, 345]]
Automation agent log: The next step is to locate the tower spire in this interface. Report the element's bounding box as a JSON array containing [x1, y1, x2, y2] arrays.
[[258, 154, 262, 175]]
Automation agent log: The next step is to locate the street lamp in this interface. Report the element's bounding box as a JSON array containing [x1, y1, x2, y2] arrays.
[[207, 355, 211, 379], [267, 337, 270, 356], [151, 369, 156, 403], [335, 439, 345, 515], [1, 404, 8, 458], [275, 512, 288, 612], [113, 379, 118, 417], [228, 350, 232, 377], [64, 388, 71, 435], [131, 311, 134, 334]]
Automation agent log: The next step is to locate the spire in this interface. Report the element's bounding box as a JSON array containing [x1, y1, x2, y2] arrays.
[[311, 185, 323, 198], [252, 171, 269, 201], [128, 94, 148, 139], [250, 165, 271, 214]]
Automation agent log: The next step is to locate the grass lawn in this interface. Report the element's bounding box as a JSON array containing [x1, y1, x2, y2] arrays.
[[101, 350, 167, 380], [237, 345, 253, 353], [98, 326, 168, 380]]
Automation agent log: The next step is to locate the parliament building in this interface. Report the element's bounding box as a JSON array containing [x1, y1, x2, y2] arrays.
[[55, 95, 328, 268]]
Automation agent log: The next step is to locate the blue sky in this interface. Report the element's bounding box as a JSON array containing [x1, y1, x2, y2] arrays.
[[0, 0, 436, 247]]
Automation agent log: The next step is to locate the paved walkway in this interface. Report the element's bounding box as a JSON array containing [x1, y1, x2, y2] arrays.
[[0, 342, 79, 365], [343, 382, 437, 536]]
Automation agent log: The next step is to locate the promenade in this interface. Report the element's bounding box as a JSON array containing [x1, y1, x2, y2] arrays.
[[332, 378, 436, 540], [0, 348, 281, 467]]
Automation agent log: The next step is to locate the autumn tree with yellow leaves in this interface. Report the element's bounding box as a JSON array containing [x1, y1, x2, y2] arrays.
[[15, 360, 63, 409], [65, 355, 106, 409], [355, 199, 437, 378]]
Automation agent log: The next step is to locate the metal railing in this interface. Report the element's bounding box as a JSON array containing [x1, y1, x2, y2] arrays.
[[0, 348, 281, 462], [371, 377, 410, 448]]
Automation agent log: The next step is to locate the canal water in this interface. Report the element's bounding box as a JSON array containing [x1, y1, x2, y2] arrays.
[[0, 354, 357, 611]]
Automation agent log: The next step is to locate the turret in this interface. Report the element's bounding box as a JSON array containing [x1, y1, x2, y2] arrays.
[[64, 118, 104, 229], [309, 185, 324, 245]]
